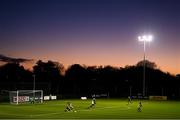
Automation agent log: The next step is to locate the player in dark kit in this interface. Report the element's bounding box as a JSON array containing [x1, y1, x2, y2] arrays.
[[127, 96, 132, 105], [137, 101, 143, 112], [64, 102, 74, 112], [88, 98, 96, 108]]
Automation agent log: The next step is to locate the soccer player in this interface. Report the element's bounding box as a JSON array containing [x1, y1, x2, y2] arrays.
[[137, 101, 143, 112], [64, 102, 74, 112], [88, 98, 96, 108], [30, 97, 35, 104], [127, 96, 132, 105]]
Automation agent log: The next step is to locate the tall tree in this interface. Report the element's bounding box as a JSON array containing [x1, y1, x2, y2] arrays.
[[0, 63, 32, 90], [33, 60, 64, 94], [136, 60, 157, 69], [65, 64, 88, 96]]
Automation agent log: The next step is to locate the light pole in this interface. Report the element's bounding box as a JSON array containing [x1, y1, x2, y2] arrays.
[[138, 35, 153, 97], [33, 74, 36, 101]]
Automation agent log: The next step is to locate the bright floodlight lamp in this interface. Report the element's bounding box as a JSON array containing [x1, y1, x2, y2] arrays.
[[138, 35, 153, 42], [138, 34, 153, 97]]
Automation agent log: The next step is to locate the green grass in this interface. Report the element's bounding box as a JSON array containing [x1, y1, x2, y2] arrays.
[[0, 99, 180, 119]]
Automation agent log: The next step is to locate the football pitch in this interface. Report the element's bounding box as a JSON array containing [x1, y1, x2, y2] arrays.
[[0, 99, 180, 119]]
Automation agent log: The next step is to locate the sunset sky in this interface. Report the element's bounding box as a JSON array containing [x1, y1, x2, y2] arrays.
[[0, 0, 179, 75]]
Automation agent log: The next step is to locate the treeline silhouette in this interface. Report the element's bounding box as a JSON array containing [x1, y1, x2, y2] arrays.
[[0, 60, 180, 101]]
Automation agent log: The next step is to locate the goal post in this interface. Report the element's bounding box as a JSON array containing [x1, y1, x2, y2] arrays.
[[9, 90, 43, 104]]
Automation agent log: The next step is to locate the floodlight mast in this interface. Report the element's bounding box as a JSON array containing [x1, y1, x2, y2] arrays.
[[33, 74, 36, 101], [138, 35, 153, 97]]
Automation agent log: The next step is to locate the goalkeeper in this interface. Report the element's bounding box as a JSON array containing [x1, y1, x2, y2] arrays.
[[30, 97, 35, 104]]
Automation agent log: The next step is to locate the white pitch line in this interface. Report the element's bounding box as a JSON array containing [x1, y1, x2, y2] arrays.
[[0, 112, 30, 117], [31, 112, 63, 117], [2, 106, 131, 118], [30, 107, 127, 117]]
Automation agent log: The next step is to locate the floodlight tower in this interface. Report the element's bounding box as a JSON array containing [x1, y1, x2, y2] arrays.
[[33, 74, 36, 100], [138, 35, 153, 97]]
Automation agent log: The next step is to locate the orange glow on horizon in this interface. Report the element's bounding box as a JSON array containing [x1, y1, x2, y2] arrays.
[[17, 58, 180, 75], [1, 57, 179, 75]]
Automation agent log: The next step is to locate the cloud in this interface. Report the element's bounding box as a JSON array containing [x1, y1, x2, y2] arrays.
[[0, 54, 33, 63]]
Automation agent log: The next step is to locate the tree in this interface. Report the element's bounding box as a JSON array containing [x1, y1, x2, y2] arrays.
[[0, 62, 32, 90], [65, 64, 88, 96], [136, 60, 157, 69], [33, 60, 64, 94]]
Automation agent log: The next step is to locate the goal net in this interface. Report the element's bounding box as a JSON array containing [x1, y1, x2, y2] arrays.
[[9, 90, 43, 104]]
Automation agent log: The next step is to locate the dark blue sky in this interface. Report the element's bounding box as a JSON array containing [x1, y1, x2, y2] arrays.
[[0, 0, 180, 74]]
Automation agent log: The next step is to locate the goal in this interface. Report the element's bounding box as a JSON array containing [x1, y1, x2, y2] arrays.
[[9, 90, 43, 104]]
